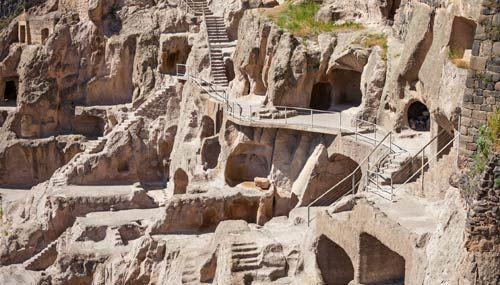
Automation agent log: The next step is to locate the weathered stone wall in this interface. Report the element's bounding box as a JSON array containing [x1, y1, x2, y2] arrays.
[[460, 0, 500, 156], [59, 0, 89, 21], [464, 155, 500, 283]]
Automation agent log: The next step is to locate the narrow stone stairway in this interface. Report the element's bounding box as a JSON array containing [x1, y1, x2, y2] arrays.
[[231, 242, 261, 272], [181, 255, 200, 284], [49, 85, 175, 187]]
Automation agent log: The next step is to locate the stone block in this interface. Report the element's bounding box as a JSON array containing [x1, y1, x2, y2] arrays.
[[472, 110, 488, 120], [471, 56, 488, 71]]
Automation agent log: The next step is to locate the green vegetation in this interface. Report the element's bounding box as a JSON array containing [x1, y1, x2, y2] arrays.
[[464, 110, 500, 195], [266, 1, 363, 38], [354, 33, 388, 60], [447, 49, 470, 69]]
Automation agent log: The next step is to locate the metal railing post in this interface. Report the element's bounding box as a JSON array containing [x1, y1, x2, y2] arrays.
[[457, 114, 461, 166], [352, 174, 355, 194], [355, 123, 358, 141], [311, 110, 314, 127], [285, 107, 287, 124], [339, 113, 342, 134], [421, 149, 425, 193], [307, 206, 310, 227]]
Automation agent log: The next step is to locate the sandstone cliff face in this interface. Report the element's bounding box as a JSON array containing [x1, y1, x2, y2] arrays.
[[0, 0, 495, 284]]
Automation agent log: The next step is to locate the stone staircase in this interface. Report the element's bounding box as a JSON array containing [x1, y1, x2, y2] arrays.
[[49, 86, 175, 187], [230, 242, 261, 272], [206, 15, 230, 86], [182, 0, 230, 86], [181, 255, 200, 284], [24, 240, 58, 271], [135, 86, 175, 118], [110, 227, 124, 246], [375, 151, 412, 185], [24, 229, 70, 271]]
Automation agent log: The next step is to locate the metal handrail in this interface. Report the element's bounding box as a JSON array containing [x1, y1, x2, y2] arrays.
[[180, 67, 405, 154], [410, 129, 448, 160], [306, 132, 393, 226], [392, 132, 460, 193], [178, 0, 196, 14]]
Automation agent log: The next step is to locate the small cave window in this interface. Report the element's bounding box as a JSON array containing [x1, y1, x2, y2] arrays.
[[3, 79, 18, 106], [407, 101, 430, 132], [448, 16, 477, 59], [41, 28, 49, 45], [310, 82, 332, 110]]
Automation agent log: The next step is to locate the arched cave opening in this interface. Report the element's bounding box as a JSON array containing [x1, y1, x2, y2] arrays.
[[407, 101, 430, 131], [200, 115, 215, 139], [201, 136, 221, 170], [225, 144, 272, 187], [174, 168, 189, 194], [305, 153, 362, 207], [448, 16, 477, 59], [41, 28, 49, 45], [3, 79, 18, 106], [310, 82, 332, 110], [330, 69, 362, 110], [359, 233, 405, 284], [316, 235, 354, 285]]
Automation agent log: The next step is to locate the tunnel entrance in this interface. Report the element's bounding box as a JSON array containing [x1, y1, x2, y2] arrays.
[[330, 69, 362, 110], [359, 233, 405, 284], [316, 235, 354, 285], [448, 16, 477, 59], [2, 79, 18, 106], [310, 82, 332, 110], [407, 101, 430, 131], [41, 28, 49, 45], [19, 25, 26, 43]]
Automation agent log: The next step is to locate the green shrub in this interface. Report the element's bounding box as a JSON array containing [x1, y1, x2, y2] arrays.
[[267, 1, 363, 38], [467, 109, 499, 180]]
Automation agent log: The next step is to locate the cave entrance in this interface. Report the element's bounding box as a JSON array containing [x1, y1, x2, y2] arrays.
[[225, 143, 272, 187], [41, 28, 49, 45], [19, 25, 26, 43], [359, 233, 405, 284], [316, 235, 354, 285], [330, 69, 362, 110], [200, 116, 215, 139], [448, 16, 477, 59], [407, 101, 430, 131], [173, 168, 188, 194], [2, 78, 18, 106], [310, 82, 332, 110]]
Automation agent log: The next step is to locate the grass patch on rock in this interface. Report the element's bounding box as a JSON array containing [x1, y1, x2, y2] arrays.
[[354, 33, 388, 60], [448, 49, 470, 69], [264, 1, 363, 38]]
